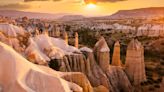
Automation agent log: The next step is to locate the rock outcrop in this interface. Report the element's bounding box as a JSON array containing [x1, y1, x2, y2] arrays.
[[50, 48, 110, 90], [53, 37, 133, 92], [0, 23, 146, 92], [80, 47, 110, 89], [50, 25, 60, 38], [0, 41, 84, 92], [93, 85, 109, 92], [112, 41, 122, 66], [93, 36, 110, 72], [63, 31, 68, 45], [93, 37, 133, 92], [75, 32, 79, 48], [105, 66, 133, 92], [61, 72, 93, 92], [125, 39, 146, 86], [25, 37, 50, 65]]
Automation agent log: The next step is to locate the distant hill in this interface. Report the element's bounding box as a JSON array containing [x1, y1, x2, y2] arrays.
[[107, 7, 164, 19], [1, 7, 164, 20], [0, 10, 68, 19], [58, 15, 86, 21]]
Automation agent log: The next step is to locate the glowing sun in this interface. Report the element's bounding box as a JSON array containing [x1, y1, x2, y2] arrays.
[[86, 3, 96, 9]]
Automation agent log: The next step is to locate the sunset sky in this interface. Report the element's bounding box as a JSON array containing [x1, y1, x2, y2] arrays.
[[0, 0, 164, 16]]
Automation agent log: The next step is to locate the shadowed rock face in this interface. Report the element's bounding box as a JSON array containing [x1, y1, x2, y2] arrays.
[[125, 39, 146, 86], [106, 66, 133, 92]]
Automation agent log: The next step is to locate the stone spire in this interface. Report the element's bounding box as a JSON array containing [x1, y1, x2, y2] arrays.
[[63, 31, 68, 45], [75, 32, 78, 48], [94, 36, 110, 72], [53, 25, 60, 37], [125, 39, 146, 86], [34, 28, 39, 36], [43, 29, 49, 36], [112, 41, 122, 66]]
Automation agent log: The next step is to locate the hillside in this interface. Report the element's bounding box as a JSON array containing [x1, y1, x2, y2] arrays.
[[108, 7, 164, 19], [0, 10, 68, 19]]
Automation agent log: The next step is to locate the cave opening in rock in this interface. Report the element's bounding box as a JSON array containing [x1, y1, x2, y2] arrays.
[[48, 59, 61, 71]]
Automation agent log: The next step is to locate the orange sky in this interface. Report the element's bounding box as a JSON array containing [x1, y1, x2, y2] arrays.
[[0, 0, 164, 16]]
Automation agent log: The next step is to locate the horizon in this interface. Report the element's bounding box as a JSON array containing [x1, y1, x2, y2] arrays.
[[0, 0, 164, 17]]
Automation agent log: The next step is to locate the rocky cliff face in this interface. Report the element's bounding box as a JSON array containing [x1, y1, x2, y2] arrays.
[[49, 37, 133, 92]]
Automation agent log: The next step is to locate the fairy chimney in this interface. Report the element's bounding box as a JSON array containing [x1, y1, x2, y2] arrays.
[[53, 25, 60, 37], [94, 36, 110, 72], [112, 41, 122, 66], [75, 32, 78, 48], [125, 39, 146, 86], [63, 31, 68, 44]]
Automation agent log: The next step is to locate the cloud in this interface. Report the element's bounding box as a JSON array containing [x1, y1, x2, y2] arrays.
[[0, 3, 31, 10], [84, 0, 127, 4]]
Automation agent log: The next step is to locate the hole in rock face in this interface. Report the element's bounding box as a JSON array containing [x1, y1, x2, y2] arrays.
[[48, 59, 61, 71]]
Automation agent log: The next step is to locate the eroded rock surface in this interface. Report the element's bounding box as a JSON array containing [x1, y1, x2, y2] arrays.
[[125, 39, 146, 86], [112, 41, 122, 66]]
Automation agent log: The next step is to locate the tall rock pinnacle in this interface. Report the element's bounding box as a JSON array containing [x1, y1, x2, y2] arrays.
[[63, 31, 68, 45], [112, 41, 122, 66], [125, 39, 146, 86], [75, 32, 79, 48], [94, 36, 110, 72]]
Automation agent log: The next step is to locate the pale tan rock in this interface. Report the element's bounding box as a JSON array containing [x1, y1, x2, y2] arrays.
[[25, 38, 50, 65], [61, 72, 93, 92], [125, 39, 146, 86], [112, 41, 122, 66], [93, 85, 109, 92], [94, 36, 110, 72], [63, 31, 68, 45], [0, 42, 83, 92], [75, 32, 78, 48], [0, 32, 11, 46]]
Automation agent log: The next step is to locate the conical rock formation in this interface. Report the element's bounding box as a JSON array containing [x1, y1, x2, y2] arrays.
[[125, 39, 146, 86], [75, 32, 79, 48], [94, 36, 110, 72], [112, 41, 122, 66]]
